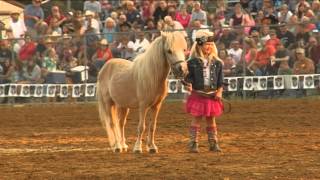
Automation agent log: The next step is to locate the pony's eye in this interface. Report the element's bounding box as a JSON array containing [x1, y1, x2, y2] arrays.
[[167, 50, 173, 54]]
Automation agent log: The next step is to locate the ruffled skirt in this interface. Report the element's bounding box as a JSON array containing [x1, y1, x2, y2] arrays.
[[185, 92, 223, 117]]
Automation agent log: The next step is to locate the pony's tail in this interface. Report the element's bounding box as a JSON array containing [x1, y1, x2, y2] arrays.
[[96, 81, 116, 149]]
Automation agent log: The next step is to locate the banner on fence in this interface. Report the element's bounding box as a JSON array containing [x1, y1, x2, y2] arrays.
[[0, 74, 319, 97]]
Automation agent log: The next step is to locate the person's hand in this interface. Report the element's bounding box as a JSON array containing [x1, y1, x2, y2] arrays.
[[33, 16, 40, 21], [215, 91, 223, 100]]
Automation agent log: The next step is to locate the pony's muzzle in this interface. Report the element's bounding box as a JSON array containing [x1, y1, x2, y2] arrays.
[[173, 62, 188, 78]]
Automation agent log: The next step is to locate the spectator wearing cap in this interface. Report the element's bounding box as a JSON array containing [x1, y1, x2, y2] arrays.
[[153, 1, 168, 24], [293, 48, 315, 74], [190, 1, 207, 26], [175, 4, 191, 28], [228, 40, 243, 64], [102, 17, 116, 44], [23, 0, 44, 38], [8, 11, 27, 40], [91, 39, 113, 69], [84, 0, 102, 15], [84, 10, 100, 35], [277, 22, 296, 49], [277, 4, 293, 23], [125, 1, 142, 26]]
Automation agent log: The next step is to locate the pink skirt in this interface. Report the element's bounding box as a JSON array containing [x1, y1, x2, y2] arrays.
[[185, 92, 223, 117]]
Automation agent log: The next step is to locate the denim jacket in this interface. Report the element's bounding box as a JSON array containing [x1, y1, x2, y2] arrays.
[[185, 57, 224, 91]]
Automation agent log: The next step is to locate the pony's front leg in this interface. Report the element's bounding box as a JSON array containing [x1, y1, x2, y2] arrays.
[[133, 107, 149, 153], [147, 104, 161, 153]]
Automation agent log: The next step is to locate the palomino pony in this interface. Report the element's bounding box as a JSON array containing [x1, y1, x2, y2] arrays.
[[97, 31, 188, 153]]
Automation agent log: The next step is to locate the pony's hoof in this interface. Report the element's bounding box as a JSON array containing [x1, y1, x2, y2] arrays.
[[133, 149, 142, 154], [149, 149, 158, 154], [114, 148, 122, 153]]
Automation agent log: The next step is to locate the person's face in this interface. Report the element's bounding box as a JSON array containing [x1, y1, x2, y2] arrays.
[[219, 51, 227, 59], [270, 33, 277, 39], [52, 6, 59, 14], [147, 21, 154, 29], [33, 0, 42, 7], [159, 1, 166, 9], [193, 20, 201, 28], [280, 25, 287, 33], [309, 38, 317, 46], [106, 21, 114, 28], [127, 3, 134, 11], [233, 42, 240, 49], [277, 44, 284, 50], [11, 14, 19, 21], [296, 52, 304, 60], [194, 3, 201, 11], [201, 42, 214, 55]]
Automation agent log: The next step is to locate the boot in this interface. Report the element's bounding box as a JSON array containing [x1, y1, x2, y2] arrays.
[[188, 126, 200, 153], [207, 126, 222, 152]]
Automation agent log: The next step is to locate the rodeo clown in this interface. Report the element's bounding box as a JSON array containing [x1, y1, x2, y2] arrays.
[[183, 30, 224, 153]]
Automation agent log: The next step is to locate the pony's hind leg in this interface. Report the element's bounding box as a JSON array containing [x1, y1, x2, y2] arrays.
[[146, 103, 162, 153], [118, 107, 130, 152], [110, 105, 122, 153]]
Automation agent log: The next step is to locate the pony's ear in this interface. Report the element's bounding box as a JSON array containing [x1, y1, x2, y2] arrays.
[[161, 31, 169, 39]]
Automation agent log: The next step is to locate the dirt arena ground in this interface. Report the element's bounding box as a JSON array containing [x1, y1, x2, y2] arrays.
[[0, 98, 320, 179]]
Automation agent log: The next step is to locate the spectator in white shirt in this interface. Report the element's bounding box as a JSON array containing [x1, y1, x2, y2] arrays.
[[190, 1, 207, 25], [117, 35, 135, 60], [8, 11, 27, 39], [84, 11, 100, 35], [278, 4, 293, 23], [133, 27, 150, 54], [228, 40, 243, 64]]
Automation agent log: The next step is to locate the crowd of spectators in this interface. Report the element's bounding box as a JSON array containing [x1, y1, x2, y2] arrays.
[[0, 0, 320, 86]]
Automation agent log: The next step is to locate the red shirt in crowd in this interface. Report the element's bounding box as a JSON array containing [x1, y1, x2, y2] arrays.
[[256, 46, 276, 68], [19, 42, 37, 61], [96, 48, 113, 62]]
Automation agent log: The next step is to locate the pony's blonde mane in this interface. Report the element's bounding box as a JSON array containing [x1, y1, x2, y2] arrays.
[[132, 33, 176, 95]]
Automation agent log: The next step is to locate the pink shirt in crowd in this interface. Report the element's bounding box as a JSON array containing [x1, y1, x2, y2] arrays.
[[175, 12, 191, 28]]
